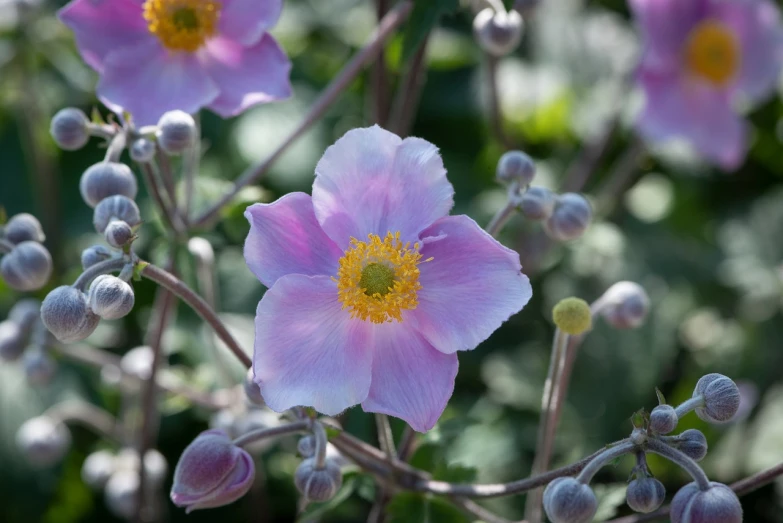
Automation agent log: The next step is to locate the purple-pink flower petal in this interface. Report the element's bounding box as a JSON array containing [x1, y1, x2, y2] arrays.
[[406, 215, 532, 354], [630, 0, 707, 70], [253, 275, 374, 416], [98, 40, 219, 126], [244, 193, 343, 288], [218, 0, 283, 46], [714, 0, 783, 102], [58, 0, 149, 72], [637, 71, 746, 169], [362, 322, 458, 432], [202, 34, 292, 118], [312, 126, 454, 249]]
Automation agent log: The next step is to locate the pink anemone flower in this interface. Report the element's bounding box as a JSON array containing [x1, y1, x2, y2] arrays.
[[631, 0, 783, 169], [59, 0, 292, 126], [243, 126, 532, 432]]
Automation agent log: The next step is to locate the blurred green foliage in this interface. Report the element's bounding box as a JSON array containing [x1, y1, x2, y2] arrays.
[[2, 0, 783, 521]]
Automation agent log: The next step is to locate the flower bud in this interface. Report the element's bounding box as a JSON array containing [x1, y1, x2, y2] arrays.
[[243, 368, 265, 405], [1, 241, 53, 291], [9, 298, 41, 331], [24, 348, 57, 386], [694, 374, 741, 423], [82, 450, 117, 490], [4, 213, 45, 244], [130, 137, 156, 163], [519, 186, 556, 220], [626, 477, 666, 513], [171, 429, 255, 513], [104, 220, 134, 249], [79, 162, 138, 208], [81, 245, 113, 270], [295, 457, 343, 503], [650, 405, 678, 434], [670, 482, 742, 523], [105, 470, 140, 519], [16, 416, 71, 467], [675, 429, 708, 462], [600, 281, 650, 329], [50, 107, 89, 151], [114, 447, 168, 487], [496, 150, 536, 186], [121, 346, 154, 380], [543, 477, 598, 523], [41, 286, 100, 343], [0, 320, 27, 361], [297, 435, 316, 458], [544, 192, 592, 241], [552, 297, 592, 335], [157, 110, 196, 155], [88, 274, 135, 320], [473, 7, 523, 57], [93, 195, 141, 234]]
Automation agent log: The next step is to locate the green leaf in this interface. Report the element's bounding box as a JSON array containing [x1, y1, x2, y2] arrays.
[[90, 106, 105, 125], [401, 0, 459, 63], [386, 493, 471, 523], [655, 387, 666, 406], [630, 408, 648, 429]]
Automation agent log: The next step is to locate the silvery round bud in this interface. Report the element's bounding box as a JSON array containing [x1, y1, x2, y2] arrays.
[[694, 374, 741, 423], [294, 457, 342, 502], [676, 429, 708, 462], [600, 281, 650, 329], [1, 241, 53, 291], [670, 482, 742, 523], [88, 274, 134, 320], [496, 150, 536, 186], [4, 213, 45, 244], [82, 450, 117, 490], [16, 416, 71, 467], [104, 220, 134, 249], [81, 245, 113, 270], [41, 286, 100, 343], [93, 195, 141, 234], [0, 320, 26, 361], [543, 477, 598, 523], [519, 186, 557, 221], [243, 368, 265, 405], [297, 435, 316, 458], [104, 470, 139, 519], [23, 348, 57, 386], [626, 477, 666, 513], [650, 405, 678, 434], [157, 110, 196, 155], [188, 237, 214, 264], [544, 193, 592, 241], [9, 298, 41, 331], [50, 107, 89, 151], [114, 447, 168, 487], [79, 162, 138, 208], [120, 346, 153, 380], [473, 7, 523, 57], [129, 138, 156, 163]]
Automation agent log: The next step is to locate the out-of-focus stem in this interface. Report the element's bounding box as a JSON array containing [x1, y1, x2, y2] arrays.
[[232, 421, 311, 447], [182, 115, 200, 224], [104, 132, 127, 162], [397, 425, 416, 461], [595, 138, 647, 212], [46, 400, 118, 441], [137, 161, 186, 237], [192, 1, 414, 228], [485, 53, 512, 149], [370, 0, 391, 125], [388, 36, 430, 136], [486, 197, 518, 237]]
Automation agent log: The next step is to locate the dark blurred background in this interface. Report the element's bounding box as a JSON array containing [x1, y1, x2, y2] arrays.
[[2, 0, 783, 521]]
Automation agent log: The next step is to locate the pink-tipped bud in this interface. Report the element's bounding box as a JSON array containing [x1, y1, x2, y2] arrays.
[[171, 429, 255, 513]]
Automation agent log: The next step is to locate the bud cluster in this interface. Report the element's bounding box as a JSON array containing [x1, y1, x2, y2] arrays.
[[0, 299, 58, 386], [543, 374, 743, 523], [0, 213, 52, 292]]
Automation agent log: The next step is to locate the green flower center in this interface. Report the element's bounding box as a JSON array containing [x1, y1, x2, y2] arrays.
[[359, 262, 395, 298], [172, 7, 200, 30]]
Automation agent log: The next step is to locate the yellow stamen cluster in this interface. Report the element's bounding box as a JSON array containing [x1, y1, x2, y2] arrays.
[[684, 20, 739, 86], [335, 232, 429, 324], [143, 0, 221, 52]]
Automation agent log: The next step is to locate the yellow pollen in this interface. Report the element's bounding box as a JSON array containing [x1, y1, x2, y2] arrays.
[[684, 20, 739, 85], [143, 0, 221, 52], [334, 232, 427, 324]]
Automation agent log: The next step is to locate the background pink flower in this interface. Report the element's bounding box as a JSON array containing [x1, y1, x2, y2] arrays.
[[59, 0, 292, 126], [243, 126, 533, 432], [631, 0, 783, 168]]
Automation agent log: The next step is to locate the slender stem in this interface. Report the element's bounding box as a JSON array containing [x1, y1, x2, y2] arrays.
[[140, 262, 252, 368], [674, 396, 704, 419], [73, 257, 126, 290], [595, 138, 647, 212], [375, 414, 396, 457], [559, 115, 618, 193], [233, 421, 311, 447], [182, 113, 200, 225], [154, 148, 178, 216], [0, 238, 15, 253], [575, 441, 636, 484], [192, 1, 414, 228], [646, 439, 710, 490], [313, 421, 328, 469], [46, 400, 118, 441], [388, 35, 430, 136], [104, 132, 127, 162], [137, 161, 186, 236], [485, 53, 512, 149], [397, 425, 416, 461], [369, 0, 391, 126], [485, 200, 517, 237]]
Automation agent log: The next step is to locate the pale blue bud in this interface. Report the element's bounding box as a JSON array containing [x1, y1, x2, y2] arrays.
[[670, 482, 742, 523], [157, 110, 196, 155], [496, 150, 536, 186], [543, 477, 598, 523], [130, 138, 156, 163], [0, 320, 26, 361], [16, 416, 71, 467], [544, 193, 592, 241], [93, 195, 141, 234], [473, 7, 523, 57], [295, 457, 342, 502], [627, 477, 666, 513], [4, 213, 45, 244], [650, 405, 678, 434], [80, 162, 138, 208], [88, 274, 135, 320], [81, 245, 113, 270], [104, 220, 133, 249], [82, 450, 117, 490], [676, 429, 708, 462], [519, 186, 557, 220], [50, 108, 89, 151], [1, 241, 52, 291], [694, 374, 741, 423], [41, 286, 100, 343]]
